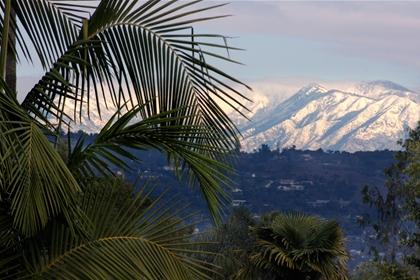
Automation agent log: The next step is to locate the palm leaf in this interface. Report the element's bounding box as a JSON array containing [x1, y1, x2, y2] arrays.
[[22, 178, 213, 280], [18, 0, 250, 125], [66, 104, 234, 220], [0, 215, 27, 279], [1, 0, 250, 278], [10, 0, 94, 67], [238, 212, 349, 280], [11, 1, 250, 224], [0, 79, 91, 238]]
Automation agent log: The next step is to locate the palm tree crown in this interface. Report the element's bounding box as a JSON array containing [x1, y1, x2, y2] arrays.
[[0, 0, 250, 278], [236, 212, 350, 280]]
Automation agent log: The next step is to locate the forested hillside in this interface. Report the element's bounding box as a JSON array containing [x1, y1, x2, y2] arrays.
[[68, 132, 397, 269], [74, 132, 394, 232]]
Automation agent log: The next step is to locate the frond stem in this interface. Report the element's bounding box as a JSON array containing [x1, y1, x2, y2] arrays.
[[0, 0, 12, 82]]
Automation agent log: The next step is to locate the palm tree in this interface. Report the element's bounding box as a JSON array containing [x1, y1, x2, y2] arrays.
[[235, 212, 350, 280], [0, 0, 250, 278]]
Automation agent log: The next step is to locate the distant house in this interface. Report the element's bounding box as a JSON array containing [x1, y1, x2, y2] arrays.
[[280, 179, 295, 185], [231, 188, 243, 194], [338, 198, 351, 208], [264, 181, 274, 188], [307, 200, 330, 207], [301, 181, 313, 185], [278, 185, 304, 191], [293, 185, 304, 191], [163, 165, 182, 171], [302, 154, 313, 161], [232, 200, 246, 207]]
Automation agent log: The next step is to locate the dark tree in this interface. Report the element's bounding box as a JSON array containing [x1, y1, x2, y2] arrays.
[[360, 122, 420, 266]]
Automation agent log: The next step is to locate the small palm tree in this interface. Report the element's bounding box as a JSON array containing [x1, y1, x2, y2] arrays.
[[236, 212, 350, 280], [0, 0, 250, 278]]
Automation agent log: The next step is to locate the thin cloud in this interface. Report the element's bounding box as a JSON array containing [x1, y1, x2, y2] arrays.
[[196, 1, 420, 70]]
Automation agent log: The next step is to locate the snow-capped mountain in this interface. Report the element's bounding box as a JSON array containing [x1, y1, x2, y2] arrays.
[[58, 80, 420, 153], [237, 81, 420, 152], [50, 92, 139, 133]]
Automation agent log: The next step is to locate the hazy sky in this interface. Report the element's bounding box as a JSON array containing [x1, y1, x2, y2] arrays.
[[17, 1, 420, 101], [194, 1, 420, 98]]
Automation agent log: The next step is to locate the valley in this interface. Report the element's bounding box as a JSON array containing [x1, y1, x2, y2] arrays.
[[118, 145, 398, 268]]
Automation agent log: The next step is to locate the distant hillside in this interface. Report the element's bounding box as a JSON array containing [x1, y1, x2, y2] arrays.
[[66, 129, 396, 270]]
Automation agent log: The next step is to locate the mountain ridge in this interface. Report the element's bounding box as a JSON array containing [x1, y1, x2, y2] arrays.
[[58, 80, 420, 153], [237, 80, 420, 152]]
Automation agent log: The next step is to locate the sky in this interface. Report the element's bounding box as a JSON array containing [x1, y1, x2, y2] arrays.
[[17, 1, 420, 103], [192, 1, 420, 101]]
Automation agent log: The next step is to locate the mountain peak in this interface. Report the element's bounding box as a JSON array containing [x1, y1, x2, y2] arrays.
[[236, 80, 420, 153], [371, 80, 411, 91], [298, 83, 328, 95], [347, 80, 413, 98]]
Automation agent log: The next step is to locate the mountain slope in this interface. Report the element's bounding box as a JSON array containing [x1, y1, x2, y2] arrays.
[[237, 81, 420, 152]]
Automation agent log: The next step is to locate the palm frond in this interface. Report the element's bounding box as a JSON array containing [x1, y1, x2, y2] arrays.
[[11, 0, 94, 67], [242, 212, 350, 280], [65, 104, 234, 221], [21, 38, 108, 132], [23, 178, 213, 280], [19, 1, 250, 123], [1, 1, 252, 277], [0, 215, 27, 279], [0, 79, 91, 238], [15, 0, 250, 223]]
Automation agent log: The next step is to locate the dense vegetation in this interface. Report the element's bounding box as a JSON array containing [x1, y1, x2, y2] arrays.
[[106, 140, 395, 228], [195, 207, 349, 280], [360, 123, 420, 272], [64, 131, 398, 275]]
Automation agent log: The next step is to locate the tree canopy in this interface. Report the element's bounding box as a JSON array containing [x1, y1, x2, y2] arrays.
[[361, 122, 420, 267]]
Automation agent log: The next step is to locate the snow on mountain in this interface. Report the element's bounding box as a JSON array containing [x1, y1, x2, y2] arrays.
[[50, 92, 139, 133], [237, 81, 420, 152], [58, 80, 420, 153], [346, 80, 419, 102]]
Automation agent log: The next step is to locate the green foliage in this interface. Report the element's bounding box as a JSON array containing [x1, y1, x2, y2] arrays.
[[195, 207, 258, 279], [27, 180, 211, 279], [236, 212, 350, 280], [361, 122, 420, 266], [350, 260, 420, 280]]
